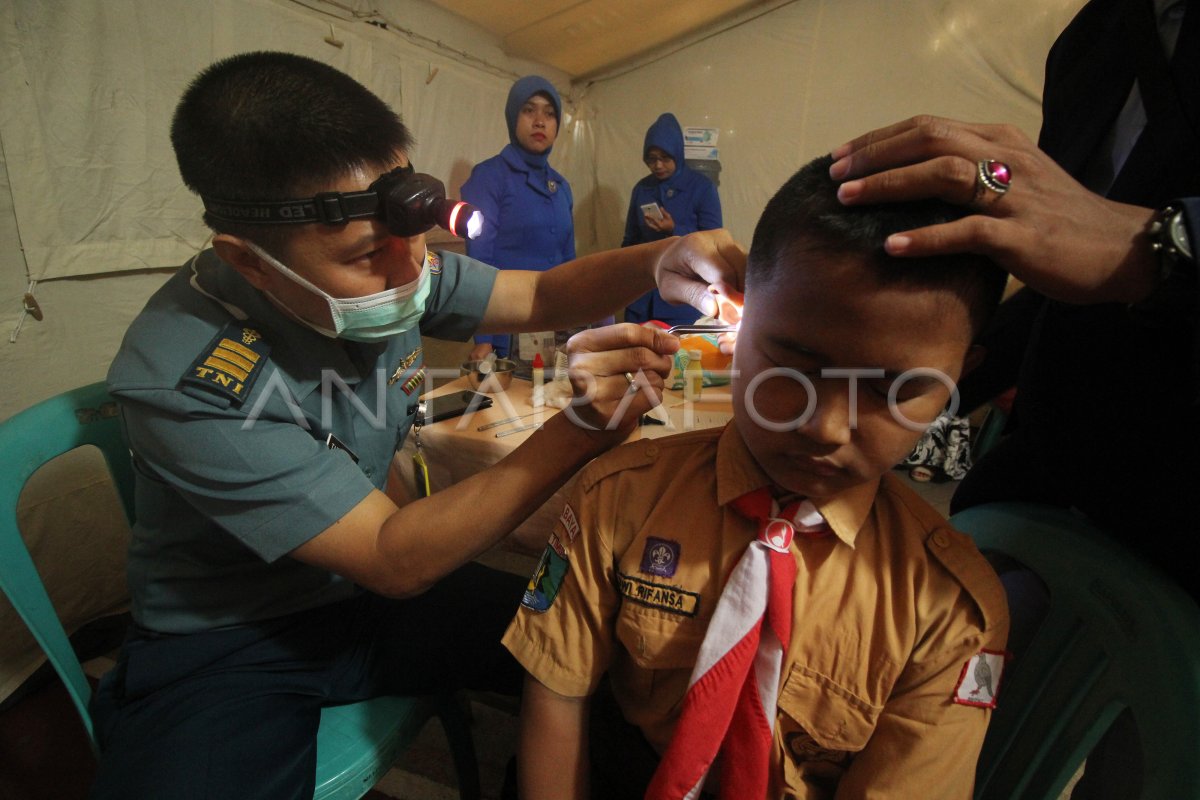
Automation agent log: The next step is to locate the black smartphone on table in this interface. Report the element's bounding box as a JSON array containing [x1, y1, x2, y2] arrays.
[[417, 390, 493, 424]]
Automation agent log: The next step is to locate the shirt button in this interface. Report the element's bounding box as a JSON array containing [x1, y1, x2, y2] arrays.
[[364, 467, 374, 478], [645, 445, 659, 458], [932, 531, 950, 548]]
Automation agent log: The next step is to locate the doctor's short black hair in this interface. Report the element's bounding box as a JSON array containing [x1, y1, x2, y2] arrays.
[[747, 154, 1007, 337], [171, 51, 413, 236]]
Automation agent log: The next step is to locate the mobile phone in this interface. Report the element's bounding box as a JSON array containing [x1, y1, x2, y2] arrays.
[[418, 390, 493, 424], [640, 202, 664, 221]]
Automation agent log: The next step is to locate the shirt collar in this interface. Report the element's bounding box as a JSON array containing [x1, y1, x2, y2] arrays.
[[715, 422, 879, 548]]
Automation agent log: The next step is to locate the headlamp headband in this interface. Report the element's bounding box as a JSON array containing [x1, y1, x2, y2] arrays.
[[199, 164, 482, 239]]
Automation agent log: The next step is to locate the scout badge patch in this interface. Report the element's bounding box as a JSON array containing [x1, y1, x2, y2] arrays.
[[640, 537, 681, 578]]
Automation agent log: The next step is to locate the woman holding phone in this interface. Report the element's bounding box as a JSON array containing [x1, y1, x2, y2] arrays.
[[621, 112, 723, 327]]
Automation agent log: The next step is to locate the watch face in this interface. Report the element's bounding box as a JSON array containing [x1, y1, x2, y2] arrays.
[[1169, 211, 1193, 260]]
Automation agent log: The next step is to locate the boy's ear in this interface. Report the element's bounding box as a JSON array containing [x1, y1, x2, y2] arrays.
[[212, 234, 272, 290], [961, 345, 987, 377]]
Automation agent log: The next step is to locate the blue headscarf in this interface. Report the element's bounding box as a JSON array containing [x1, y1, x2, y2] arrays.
[[505, 75, 562, 169], [642, 112, 689, 192]]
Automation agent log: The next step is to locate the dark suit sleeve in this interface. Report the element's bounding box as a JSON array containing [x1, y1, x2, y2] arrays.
[[695, 178, 722, 231]]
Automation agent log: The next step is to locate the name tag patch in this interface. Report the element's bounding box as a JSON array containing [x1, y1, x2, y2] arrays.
[[953, 649, 1006, 708], [618, 573, 699, 617]]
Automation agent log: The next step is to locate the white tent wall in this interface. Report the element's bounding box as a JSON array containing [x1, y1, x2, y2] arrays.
[[562, 0, 1088, 255], [0, 0, 569, 419], [0, 0, 1091, 421]]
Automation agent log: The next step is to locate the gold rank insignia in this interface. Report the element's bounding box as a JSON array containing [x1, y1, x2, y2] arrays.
[[388, 346, 424, 388], [179, 322, 271, 408]]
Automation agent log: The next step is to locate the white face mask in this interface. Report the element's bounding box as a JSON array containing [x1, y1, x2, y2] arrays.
[[246, 241, 431, 342]]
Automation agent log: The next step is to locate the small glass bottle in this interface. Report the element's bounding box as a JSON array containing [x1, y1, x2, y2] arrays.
[[509, 331, 552, 379], [684, 348, 703, 401], [531, 352, 545, 408]]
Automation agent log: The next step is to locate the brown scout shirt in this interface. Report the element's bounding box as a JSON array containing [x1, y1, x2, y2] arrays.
[[502, 423, 1010, 799]]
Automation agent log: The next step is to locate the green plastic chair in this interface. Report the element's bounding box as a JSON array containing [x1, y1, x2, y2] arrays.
[[971, 403, 1009, 460], [950, 502, 1200, 800], [0, 382, 481, 800]]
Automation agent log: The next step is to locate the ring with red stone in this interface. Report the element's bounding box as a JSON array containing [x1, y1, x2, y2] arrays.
[[972, 159, 1012, 208]]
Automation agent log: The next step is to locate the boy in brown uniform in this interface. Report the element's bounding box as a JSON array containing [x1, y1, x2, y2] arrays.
[[502, 155, 1011, 799]]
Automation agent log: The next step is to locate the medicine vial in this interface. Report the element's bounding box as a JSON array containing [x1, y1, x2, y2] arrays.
[[531, 352, 545, 408], [684, 349, 703, 401]]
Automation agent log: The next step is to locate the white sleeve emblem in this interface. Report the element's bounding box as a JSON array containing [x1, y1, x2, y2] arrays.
[[953, 649, 1007, 708]]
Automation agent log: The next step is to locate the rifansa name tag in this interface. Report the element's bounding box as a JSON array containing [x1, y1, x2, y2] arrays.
[[953, 649, 1007, 708]]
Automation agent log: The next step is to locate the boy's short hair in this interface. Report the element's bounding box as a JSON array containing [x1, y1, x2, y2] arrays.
[[748, 155, 1007, 337], [171, 51, 413, 241]]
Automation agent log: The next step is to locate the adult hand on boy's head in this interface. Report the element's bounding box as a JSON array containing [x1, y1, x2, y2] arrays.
[[560, 323, 679, 439], [829, 115, 1159, 306], [655, 229, 747, 318]]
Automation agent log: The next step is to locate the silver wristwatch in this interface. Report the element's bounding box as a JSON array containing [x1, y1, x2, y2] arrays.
[[1150, 204, 1193, 265], [1134, 204, 1196, 317]]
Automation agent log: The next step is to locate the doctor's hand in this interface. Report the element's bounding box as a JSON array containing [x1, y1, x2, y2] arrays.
[[558, 323, 679, 440], [654, 229, 747, 319], [829, 115, 1159, 305]]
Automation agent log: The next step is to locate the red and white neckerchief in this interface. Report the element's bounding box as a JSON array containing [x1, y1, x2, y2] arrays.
[[645, 487, 830, 800]]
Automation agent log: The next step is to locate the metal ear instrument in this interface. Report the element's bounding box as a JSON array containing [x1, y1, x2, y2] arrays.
[[666, 324, 739, 336]]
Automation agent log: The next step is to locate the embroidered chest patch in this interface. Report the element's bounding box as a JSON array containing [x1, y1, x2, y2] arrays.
[[618, 573, 699, 617], [639, 536, 681, 578]]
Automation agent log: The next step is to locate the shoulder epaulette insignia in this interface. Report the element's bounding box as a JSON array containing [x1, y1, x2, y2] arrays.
[[179, 323, 271, 408]]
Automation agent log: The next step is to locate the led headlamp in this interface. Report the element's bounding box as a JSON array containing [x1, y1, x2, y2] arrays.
[[200, 164, 483, 239]]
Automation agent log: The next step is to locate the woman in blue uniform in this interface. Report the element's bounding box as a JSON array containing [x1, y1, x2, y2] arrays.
[[463, 75, 576, 361], [622, 112, 723, 327]]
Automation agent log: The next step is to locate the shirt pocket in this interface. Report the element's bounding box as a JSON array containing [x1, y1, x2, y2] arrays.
[[612, 605, 705, 703], [776, 663, 883, 789]]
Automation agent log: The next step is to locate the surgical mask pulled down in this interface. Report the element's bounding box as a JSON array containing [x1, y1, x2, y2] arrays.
[[246, 241, 432, 342]]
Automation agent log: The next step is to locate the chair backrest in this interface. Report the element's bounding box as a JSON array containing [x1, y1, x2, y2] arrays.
[[1, 384, 482, 799], [951, 502, 1200, 800], [0, 381, 134, 752]]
